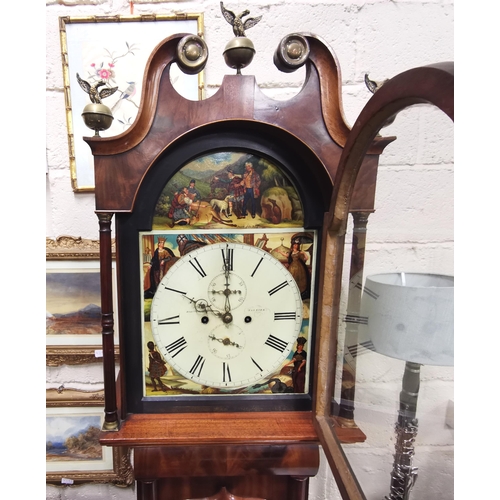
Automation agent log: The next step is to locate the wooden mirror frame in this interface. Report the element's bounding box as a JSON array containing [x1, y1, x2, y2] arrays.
[[313, 62, 454, 499]]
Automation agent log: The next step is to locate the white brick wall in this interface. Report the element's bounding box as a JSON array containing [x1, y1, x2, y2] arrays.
[[43, 1, 454, 499]]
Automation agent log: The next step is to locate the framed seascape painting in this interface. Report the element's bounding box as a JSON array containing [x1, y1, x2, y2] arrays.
[[59, 14, 204, 192], [46, 391, 132, 485], [46, 236, 118, 366]]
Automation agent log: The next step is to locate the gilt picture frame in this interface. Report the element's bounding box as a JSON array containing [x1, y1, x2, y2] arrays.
[[46, 390, 132, 485], [46, 236, 118, 366], [59, 14, 204, 192]]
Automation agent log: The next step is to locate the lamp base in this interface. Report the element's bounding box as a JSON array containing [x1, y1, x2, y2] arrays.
[[384, 419, 418, 500], [385, 361, 421, 500]]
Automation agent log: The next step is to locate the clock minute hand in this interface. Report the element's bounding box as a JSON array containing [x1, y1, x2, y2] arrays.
[[223, 252, 232, 313]]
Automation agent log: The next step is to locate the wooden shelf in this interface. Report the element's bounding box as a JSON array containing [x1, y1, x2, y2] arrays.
[[100, 411, 365, 447], [100, 411, 317, 447]]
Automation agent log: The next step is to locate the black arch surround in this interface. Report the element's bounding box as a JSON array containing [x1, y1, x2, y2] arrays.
[[132, 120, 333, 230], [115, 120, 331, 414]]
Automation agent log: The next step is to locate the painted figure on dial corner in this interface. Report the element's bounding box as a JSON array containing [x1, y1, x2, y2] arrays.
[[147, 341, 169, 392], [288, 336, 307, 393], [288, 238, 311, 299], [144, 237, 178, 298]]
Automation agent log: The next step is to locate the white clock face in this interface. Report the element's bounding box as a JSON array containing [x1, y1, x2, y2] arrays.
[[150, 242, 303, 389]]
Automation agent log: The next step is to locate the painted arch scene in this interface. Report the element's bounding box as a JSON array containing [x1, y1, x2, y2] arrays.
[[152, 152, 305, 230]]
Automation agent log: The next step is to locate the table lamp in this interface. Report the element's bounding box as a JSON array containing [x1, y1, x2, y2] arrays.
[[361, 272, 454, 500]]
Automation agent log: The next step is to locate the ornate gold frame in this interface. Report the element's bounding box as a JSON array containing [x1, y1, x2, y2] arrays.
[[46, 235, 115, 260], [59, 13, 205, 193], [46, 236, 118, 366], [46, 387, 105, 407], [46, 389, 133, 486]]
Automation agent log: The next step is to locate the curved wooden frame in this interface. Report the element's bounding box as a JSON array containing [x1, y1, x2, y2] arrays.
[[313, 62, 454, 499]]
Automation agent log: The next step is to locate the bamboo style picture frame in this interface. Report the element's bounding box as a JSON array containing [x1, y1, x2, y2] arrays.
[[46, 236, 118, 366], [46, 389, 132, 485], [59, 14, 205, 192]]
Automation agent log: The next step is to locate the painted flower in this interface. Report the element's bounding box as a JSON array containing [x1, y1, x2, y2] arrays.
[[98, 68, 112, 80]]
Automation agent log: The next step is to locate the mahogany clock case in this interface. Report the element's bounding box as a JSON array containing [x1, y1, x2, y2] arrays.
[[115, 123, 333, 415]]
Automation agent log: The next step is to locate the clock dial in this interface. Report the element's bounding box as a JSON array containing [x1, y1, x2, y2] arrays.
[[150, 242, 303, 389], [208, 270, 247, 311]]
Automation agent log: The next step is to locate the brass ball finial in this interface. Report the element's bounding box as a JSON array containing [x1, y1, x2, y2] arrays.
[[185, 42, 201, 61], [287, 41, 304, 60], [81, 103, 114, 137], [223, 36, 256, 74]]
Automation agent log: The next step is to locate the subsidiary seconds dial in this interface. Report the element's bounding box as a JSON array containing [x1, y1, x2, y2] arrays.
[[150, 242, 303, 389]]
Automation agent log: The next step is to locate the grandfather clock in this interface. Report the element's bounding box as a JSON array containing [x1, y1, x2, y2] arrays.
[[83, 6, 453, 499]]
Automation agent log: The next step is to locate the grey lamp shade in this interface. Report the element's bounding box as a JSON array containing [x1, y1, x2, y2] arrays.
[[361, 273, 454, 366]]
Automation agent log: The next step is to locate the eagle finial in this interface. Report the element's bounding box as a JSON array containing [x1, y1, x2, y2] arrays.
[[76, 73, 118, 104], [364, 73, 389, 94], [364, 74, 396, 128], [220, 2, 262, 37]]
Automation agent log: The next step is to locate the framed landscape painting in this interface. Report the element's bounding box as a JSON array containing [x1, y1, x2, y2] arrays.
[[46, 236, 118, 366], [46, 260, 102, 345], [46, 395, 132, 485]]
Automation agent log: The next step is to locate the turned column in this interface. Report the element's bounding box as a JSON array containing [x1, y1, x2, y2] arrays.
[[337, 211, 371, 424], [97, 212, 119, 430]]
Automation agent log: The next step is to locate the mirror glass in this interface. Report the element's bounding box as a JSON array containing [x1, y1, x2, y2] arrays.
[[331, 103, 454, 499]]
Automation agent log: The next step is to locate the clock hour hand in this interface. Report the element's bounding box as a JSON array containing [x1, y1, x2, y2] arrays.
[[183, 295, 223, 318], [210, 289, 242, 295], [208, 334, 243, 349], [183, 294, 235, 325]]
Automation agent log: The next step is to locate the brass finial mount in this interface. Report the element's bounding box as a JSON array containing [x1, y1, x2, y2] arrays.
[[81, 103, 114, 137], [177, 34, 209, 75], [223, 36, 256, 75], [274, 34, 310, 73]]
